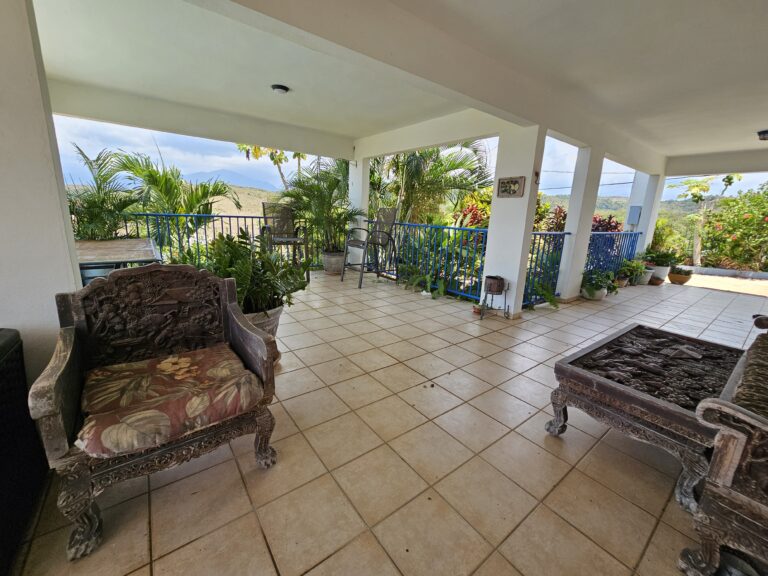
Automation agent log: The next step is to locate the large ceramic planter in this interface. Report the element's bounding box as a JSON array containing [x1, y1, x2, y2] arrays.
[[635, 269, 654, 285], [649, 265, 671, 281], [581, 287, 607, 301], [246, 306, 283, 363], [668, 273, 692, 285], [322, 251, 345, 275]]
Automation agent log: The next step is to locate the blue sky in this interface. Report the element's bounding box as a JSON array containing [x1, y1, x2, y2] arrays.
[[54, 115, 767, 202]]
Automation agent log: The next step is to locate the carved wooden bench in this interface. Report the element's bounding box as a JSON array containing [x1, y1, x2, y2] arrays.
[[678, 315, 768, 576], [28, 264, 278, 560], [546, 323, 745, 514]]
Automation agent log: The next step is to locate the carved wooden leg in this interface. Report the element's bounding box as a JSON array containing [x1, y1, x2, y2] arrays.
[[545, 388, 569, 436], [253, 406, 277, 469], [678, 537, 721, 576], [675, 453, 708, 514], [56, 462, 103, 560]]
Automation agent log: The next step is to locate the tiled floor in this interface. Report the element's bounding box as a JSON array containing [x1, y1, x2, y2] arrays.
[[17, 273, 768, 576]]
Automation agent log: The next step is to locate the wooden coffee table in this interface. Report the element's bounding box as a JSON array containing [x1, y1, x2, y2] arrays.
[[546, 324, 744, 513]]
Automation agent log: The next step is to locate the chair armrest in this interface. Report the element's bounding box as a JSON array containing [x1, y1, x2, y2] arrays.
[[28, 327, 83, 464], [227, 304, 277, 403]]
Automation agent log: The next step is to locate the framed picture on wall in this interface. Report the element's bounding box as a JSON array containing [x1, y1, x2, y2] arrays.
[[497, 176, 526, 198]]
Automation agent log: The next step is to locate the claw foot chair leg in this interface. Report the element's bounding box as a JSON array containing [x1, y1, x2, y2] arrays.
[[254, 406, 277, 468], [675, 454, 708, 514], [57, 462, 103, 560], [678, 540, 721, 576], [545, 388, 569, 436]]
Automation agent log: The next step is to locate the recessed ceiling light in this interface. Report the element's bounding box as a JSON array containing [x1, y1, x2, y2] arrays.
[[271, 84, 290, 94], [759, 129, 768, 141]]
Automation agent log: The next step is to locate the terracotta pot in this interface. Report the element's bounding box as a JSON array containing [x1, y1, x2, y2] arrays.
[[245, 306, 283, 363], [581, 287, 607, 300], [322, 251, 345, 275], [648, 275, 665, 286], [617, 277, 630, 288], [668, 273, 691, 285]]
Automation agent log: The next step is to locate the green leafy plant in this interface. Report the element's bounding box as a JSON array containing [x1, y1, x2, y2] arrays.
[[581, 270, 617, 298], [67, 145, 138, 240], [618, 258, 646, 280], [643, 249, 677, 267], [670, 266, 692, 276], [192, 230, 309, 313], [282, 161, 364, 253], [533, 281, 559, 309]]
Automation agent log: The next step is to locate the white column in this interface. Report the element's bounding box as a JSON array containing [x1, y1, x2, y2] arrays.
[[628, 173, 664, 250], [346, 157, 370, 263], [555, 146, 605, 300], [483, 125, 547, 317], [0, 0, 80, 380]]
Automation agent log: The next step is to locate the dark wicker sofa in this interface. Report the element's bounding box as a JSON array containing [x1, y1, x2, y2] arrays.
[[28, 264, 278, 560]]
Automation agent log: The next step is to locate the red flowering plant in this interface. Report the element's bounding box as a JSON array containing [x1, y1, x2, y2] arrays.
[[591, 214, 624, 232]]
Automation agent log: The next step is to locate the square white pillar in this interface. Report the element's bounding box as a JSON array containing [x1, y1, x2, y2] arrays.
[[483, 125, 547, 317], [628, 172, 664, 250], [555, 146, 605, 300], [0, 0, 80, 379], [346, 158, 370, 264]]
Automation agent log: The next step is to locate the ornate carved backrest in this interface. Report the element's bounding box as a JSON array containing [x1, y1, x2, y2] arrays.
[[262, 202, 298, 238], [369, 207, 397, 247], [58, 264, 233, 370]]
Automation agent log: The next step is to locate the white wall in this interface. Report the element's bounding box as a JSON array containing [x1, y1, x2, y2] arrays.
[[0, 0, 79, 380]]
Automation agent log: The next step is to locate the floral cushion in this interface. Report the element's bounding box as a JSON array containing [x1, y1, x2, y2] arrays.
[[76, 343, 263, 458]]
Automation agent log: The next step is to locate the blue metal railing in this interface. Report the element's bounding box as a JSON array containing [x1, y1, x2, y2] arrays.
[[584, 232, 643, 274], [522, 232, 570, 306]]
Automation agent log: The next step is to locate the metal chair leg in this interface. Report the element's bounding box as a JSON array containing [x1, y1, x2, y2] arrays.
[[358, 240, 368, 289]]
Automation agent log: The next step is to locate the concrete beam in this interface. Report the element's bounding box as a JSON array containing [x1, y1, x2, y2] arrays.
[[666, 148, 768, 176], [48, 78, 355, 160]]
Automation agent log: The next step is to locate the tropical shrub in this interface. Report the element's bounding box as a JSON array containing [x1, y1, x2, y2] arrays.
[[591, 214, 623, 232], [701, 184, 768, 271], [581, 269, 617, 297]]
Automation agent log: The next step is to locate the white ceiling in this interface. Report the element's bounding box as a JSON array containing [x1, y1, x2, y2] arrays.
[[32, 0, 463, 139], [389, 0, 768, 157]]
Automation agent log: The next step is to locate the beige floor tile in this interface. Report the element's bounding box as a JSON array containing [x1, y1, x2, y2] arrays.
[[230, 403, 298, 458], [498, 375, 553, 409], [462, 359, 516, 385], [661, 498, 698, 540], [398, 383, 463, 418], [500, 505, 631, 576], [331, 374, 391, 408], [282, 388, 349, 429], [509, 342, 558, 363], [277, 322, 309, 337], [577, 441, 676, 516], [96, 476, 148, 510], [516, 411, 597, 464], [370, 362, 427, 392], [432, 369, 493, 401], [239, 432, 326, 508], [434, 404, 509, 452], [24, 495, 149, 576], [274, 351, 304, 374], [390, 422, 472, 483], [126, 566, 150, 576], [527, 335, 572, 353], [311, 357, 366, 385], [346, 320, 381, 335], [275, 367, 326, 400], [636, 522, 697, 576], [545, 469, 656, 567], [281, 332, 324, 350], [404, 353, 455, 379], [153, 513, 276, 576], [356, 395, 427, 441], [258, 475, 366, 576], [304, 412, 382, 469], [436, 457, 536, 545], [348, 348, 399, 371], [373, 490, 492, 576], [333, 445, 427, 525], [151, 460, 251, 557], [487, 350, 539, 373], [379, 340, 427, 361], [390, 324, 427, 340], [313, 325, 355, 342], [406, 334, 450, 352], [456, 338, 504, 357], [361, 329, 402, 347], [481, 432, 571, 499], [469, 389, 537, 429], [293, 343, 343, 366], [521, 364, 559, 388], [305, 532, 400, 576], [431, 344, 481, 367], [149, 444, 233, 489], [473, 552, 522, 576], [329, 336, 374, 355], [601, 430, 682, 478]]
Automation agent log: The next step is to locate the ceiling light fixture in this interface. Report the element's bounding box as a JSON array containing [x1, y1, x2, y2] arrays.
[[271, 84, 290, 94], [758, 129, 768, 141]]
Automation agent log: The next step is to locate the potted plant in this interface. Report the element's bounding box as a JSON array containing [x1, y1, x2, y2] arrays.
[[617, 259, 645, 287], [282, 165, 365, 274], [202, 231, 309, 339], [581, 270, 617, 300], [668, 266, 693, 285], [644, 249, 677, 281]]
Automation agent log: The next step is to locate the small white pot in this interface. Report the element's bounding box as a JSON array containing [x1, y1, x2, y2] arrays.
[[650, 265, 671, 281], [581, 287, 607, 300], [636, 269, 654, 285]]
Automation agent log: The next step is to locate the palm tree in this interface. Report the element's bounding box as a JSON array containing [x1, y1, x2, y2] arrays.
[[67, 145, 138, 240], [236, 144, 307, 191]]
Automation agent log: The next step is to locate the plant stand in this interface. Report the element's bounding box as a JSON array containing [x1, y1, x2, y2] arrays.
[[479, 276, 510, 320]]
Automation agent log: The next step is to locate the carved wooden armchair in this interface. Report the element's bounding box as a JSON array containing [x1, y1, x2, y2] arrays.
[[28, 263, 278, 560]]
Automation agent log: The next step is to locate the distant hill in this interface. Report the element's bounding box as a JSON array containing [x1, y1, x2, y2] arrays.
[[542, 194, 699, 222], [186, 169, 279, 192], [216, 185, 281, 215]]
